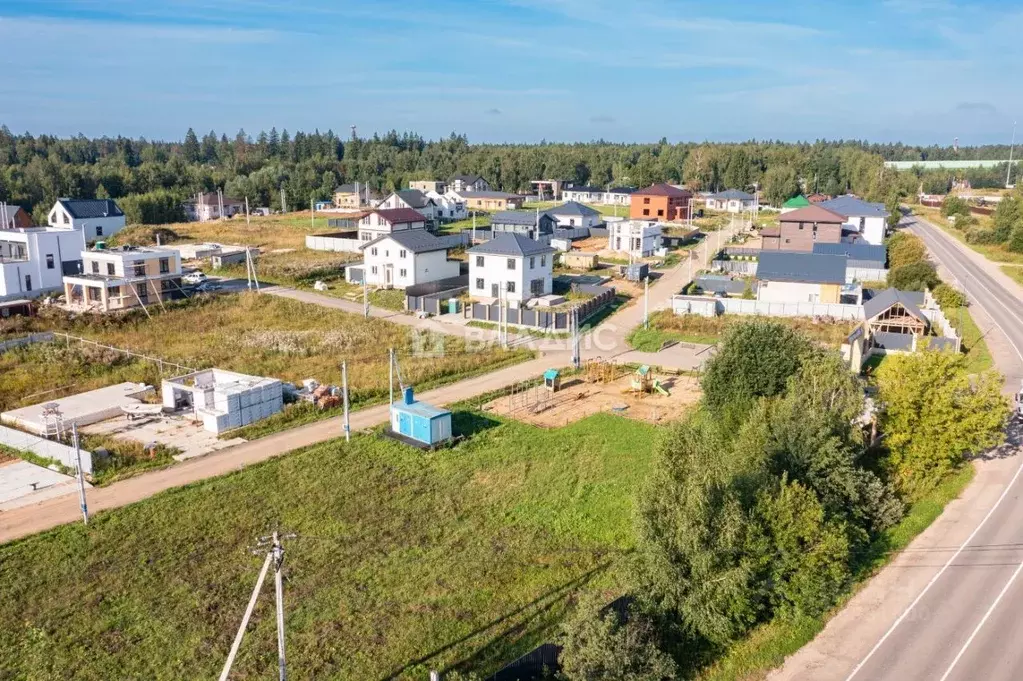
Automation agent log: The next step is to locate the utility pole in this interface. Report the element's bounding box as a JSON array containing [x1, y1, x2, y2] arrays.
[[389, 348, 395, 420], [72, 423, 88, 525], [572, 306, 581, 369], [272, 532, 287, 681], [245, 196, 250, 225], [280, 188, 287, 214], [643, 276, 649, 329], [341, 361, 350, 442], [362, 268, 369, 318], [471, 211, 477, 243], [218, 551, 273, 681], [311, 197, 315, 230]]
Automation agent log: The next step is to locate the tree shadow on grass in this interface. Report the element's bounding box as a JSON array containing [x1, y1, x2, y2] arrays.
[[451, 410, 502, 439], [378, 561, 614, 681]]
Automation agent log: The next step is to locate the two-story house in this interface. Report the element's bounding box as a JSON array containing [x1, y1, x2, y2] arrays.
[[606, 219, 663, 258], [630, 184, 693, 222], [334, 183, 384, 209], [378, 190, 438, 223], [761, 205, 845, 251], [820, 195, 890, 246], [47, 199, 126, 240], [0, 228, 86, 299], [448, 175, 491, 193], [356, 208, 428, 242], [490, 210, 556, 239], [546, 201, 603, 229], [183, 192, 246, 222], [62, 246, 184, 312], [409, 180, 447, 194], [425, 191, 468, 222], [468, 233, 555, 306], [348, 230, 461, 289]]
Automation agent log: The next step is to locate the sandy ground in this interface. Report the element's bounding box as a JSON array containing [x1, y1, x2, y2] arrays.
[[83, 413, 247, 461], [484, 372, 701, 428]]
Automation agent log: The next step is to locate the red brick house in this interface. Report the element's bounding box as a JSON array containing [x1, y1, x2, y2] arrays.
[[762, 205, 845, 251], [630, 183, 693, 222]]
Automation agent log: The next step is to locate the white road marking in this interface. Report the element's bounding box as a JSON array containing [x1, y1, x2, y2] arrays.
[[844, 217, 1023, 681], [937, 559, 1023, 681]]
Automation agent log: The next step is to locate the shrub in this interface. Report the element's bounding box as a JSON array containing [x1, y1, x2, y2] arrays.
[[886, 232, 927, 270], [932, 283, 966, 310], [965, 227, 998, 244], [888, 261, 939, 292], [941, 196, 970, 219]]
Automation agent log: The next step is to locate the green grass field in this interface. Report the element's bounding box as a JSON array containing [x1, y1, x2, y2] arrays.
[[0, 413, 657, 680], [946, 305, 995, 374], [627, 311, 856, 351]]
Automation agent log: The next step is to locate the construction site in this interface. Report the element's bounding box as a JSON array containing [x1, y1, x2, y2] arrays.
[[484, 360, 702, 428]]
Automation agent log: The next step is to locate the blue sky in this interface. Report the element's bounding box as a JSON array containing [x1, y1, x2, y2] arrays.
[[0, 0, 1020, 145]]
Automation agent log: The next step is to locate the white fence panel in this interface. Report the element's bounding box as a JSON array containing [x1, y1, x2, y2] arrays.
[[0, 425, 93, 474], [306, 235, 362, 253], [848, 267, 888, 283], [671, 296, 718, 317], [672, 296, 865, 321], [0, 332, 54, 354]]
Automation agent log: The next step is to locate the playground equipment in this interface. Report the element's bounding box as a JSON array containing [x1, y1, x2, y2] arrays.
[[628, 366, 671, 396], [508, 379, 554, 414], [586, 358, 620, 384], [544, 368, 562, 393]]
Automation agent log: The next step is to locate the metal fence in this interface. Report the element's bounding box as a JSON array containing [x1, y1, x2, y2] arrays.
[[0, 332, 54, 354], [0, 425, 94, 474], [672, 295, 865, 320], [406, 275, 471, 314], [306, 233, 362, 253], [466, 287, 616, 332]]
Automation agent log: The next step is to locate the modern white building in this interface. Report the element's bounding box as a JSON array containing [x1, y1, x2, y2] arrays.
[[0, 227, 86, 299], [820, 195, 890, 246], [468, 233, 555, 306], [47, 199, 126, 240], [561, 186, 603, 204], [63, 246, 184, 312], [356, 208, 428, 243], [378, 189, 438, 222], [546, 201, 603, 229], [605, 218, 663, 258], [346, 231, 461, 289], [603, 187, 636, 206], [705, 189, 756, 213], [425, 191, 468, 222], [448, 174, 491, 193], [162, 368, 283, 435]]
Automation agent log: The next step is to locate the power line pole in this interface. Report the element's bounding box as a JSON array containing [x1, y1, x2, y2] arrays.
[[72, 423, 88, 525], [218, 551, 273, 681], [245, 196, 250, 225], [362, 268, 369, 318], [341, 360, 350, 442], [1008, 120, 1018, 188], [272, 532, 288, 681], [643, 276, 649, 329]]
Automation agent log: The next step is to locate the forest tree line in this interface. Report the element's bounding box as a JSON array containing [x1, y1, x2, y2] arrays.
[[0, 125, 1017, 225]]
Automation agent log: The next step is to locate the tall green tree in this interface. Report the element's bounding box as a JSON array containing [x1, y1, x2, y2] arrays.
[[876, 351, 1008, 498], [761, 165, 800, 207], [181, 128, 200, 163]]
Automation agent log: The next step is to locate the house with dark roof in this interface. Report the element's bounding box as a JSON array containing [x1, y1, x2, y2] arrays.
[[630, 184, 693, 222], [379, 189, 438, 222], [820, 195, 891, 246], [705, 189, 756, 213], [345, 229, 461, 289], [763, 205, 846, 252], [812, 242, 888, 270], [47, 199, 126, 240], [755, 252, 852, 304], [846, 288, 960, 368], [490, 210, 556, 239], [546, 201, 603, 229], [448, 175, 491, 193], [467, 233, 555, 305]]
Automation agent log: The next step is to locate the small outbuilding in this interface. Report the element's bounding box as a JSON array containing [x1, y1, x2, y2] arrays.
[[543, 368, 562, 393], [390, 387, 452, 447], [561, 252, 599, 270]]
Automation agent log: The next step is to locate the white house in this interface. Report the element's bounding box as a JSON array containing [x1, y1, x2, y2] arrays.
[[705, 189, 756, 213], [378, 189, 438, 222], [47, 199, 126, 240], [0, 227, 86, 299], [63, 246, 185, 312], [606, 218, 663, 258], [562, 185, 603, 204], [546, 201, 603, 229], [603, 187, 636, 206], [468, 233, 555, 307], [356, 208, 428, 243], [426, 191, 468, 222], [182, 192, 246, 222], [820, 195, 890, 246], [346, 231, 461, 289], [755, 252, 852, 304], [448, 175, 491, 193]]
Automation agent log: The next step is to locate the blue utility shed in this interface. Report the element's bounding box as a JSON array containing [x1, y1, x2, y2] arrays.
[[390, 387, 453, 446]]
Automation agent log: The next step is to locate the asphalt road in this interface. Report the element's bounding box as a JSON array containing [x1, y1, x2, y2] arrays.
[[840, 215, 1023, 681]]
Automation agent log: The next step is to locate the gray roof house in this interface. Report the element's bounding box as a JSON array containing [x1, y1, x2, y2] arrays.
[[756, 252, 848, 284], [821, 195, 890, 219], [812, 242, 888, 269], [491, 210, 556, 238], [710, 189, 755, 201], [468, 232, 555, 258], [56, 199, 124, 220], [48, 198, 127, 239], [546, 201, 601, 218], [359, 229, 461, 254]]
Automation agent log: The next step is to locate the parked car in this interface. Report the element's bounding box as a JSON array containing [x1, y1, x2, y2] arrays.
[[183, 271, 207, 285]]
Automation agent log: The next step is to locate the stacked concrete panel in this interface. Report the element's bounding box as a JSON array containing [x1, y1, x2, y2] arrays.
[[162, 368, 284, 435]]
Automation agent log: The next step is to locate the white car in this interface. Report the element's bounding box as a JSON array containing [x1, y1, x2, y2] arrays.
[[183, 272, 207, 285]]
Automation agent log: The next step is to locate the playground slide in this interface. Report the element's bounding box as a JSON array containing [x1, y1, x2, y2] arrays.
[[653, 380, 670, 396]]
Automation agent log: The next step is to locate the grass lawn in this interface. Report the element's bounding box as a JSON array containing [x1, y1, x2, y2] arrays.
[[110, 212, 339, 252], [627, 310, 857, 351], [945, 305, 995, 374], [0, 294, 530, 443], [437, 214, 492, 234], [0, 412, 658, 680], [697, 464, 975, 681], [1000, 265, 1023, 287]]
